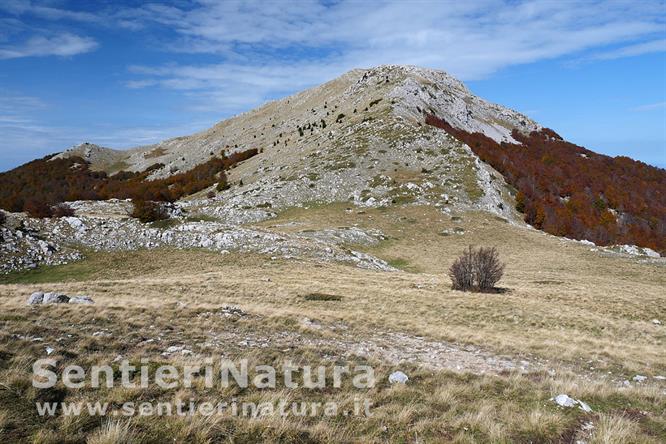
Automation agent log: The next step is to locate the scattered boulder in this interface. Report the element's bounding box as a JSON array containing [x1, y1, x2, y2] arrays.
[[25, 291, 93, 305], [633, 375, 647, 383], [388, 371, 409, 384], [551, 394, 592, 412], [43, 292, 70, 304], [70, 296, 94, 304], [64, 216, 86, 232], [652, 319, 662, 325], [552, 394, 576, 408], [162, 345, 192, 356], [301, 317, 322, 329], [611, 244, 661, 258], [27, 292, 44, 305], [220, 305, 247, 317], [644, 248, 661, 258]]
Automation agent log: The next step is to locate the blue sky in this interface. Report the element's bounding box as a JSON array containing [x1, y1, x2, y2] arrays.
[[1, 0, 665, 172]]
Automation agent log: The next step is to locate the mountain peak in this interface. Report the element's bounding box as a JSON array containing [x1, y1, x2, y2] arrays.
[[56, 65, 539, 180]]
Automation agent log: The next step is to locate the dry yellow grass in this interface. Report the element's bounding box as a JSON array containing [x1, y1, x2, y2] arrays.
[[0, 204, 664, 442]]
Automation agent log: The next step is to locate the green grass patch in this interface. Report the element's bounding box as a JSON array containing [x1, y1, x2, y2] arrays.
[[0, 248, 235, 284], [106, 160, 130, 174], [386, 257, 411, 270], [0, 257, 99, 284], [461, 162, 484, 202]]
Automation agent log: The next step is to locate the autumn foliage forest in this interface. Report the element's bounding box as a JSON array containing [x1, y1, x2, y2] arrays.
[[0, 149, 257, 216], [426, 114, 666, 254]]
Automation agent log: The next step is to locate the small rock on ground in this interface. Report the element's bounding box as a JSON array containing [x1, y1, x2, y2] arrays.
[[389, 371, 409, 384]]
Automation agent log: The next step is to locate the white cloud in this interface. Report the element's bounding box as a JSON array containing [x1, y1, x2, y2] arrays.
[[0, 1, 100, 60], [123, 0, 666, 114], [0, 32, 98, 59], [127, 61, 352, 112], [0, 91, 46, 111], [590, 39, 666, 60], [0, 0, 99, 23], [630, 101, 666, 112]]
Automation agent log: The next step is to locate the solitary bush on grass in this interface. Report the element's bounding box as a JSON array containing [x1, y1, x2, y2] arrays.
[[449, 246, 504, 292]]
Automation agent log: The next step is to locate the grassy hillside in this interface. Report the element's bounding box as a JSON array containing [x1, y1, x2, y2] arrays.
[[1, 205, 664, 442]]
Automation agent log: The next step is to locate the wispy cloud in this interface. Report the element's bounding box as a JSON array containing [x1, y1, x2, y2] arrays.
[[3, 1, 664, 86], [0, 1, 99, 59], [590, 39, 666, 60], [0, 91, 46, 112], [630, 101, 666, 112], [127, 61, 345, 112], [0, 32, 97, 59], [118, 0, 666, 113], [0, 0, 99, 23]]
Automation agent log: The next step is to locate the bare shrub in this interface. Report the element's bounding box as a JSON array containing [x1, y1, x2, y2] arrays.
[[206, 191, 215, 199], [449, 246, 505, 292], [449, 246, 476, 291], [51, 203, 75, 218], [24, 200, 53, 218], [474, 246, 505, 291], [131, 200, 169, 223]]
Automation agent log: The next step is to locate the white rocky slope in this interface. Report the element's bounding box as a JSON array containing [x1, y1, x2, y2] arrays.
[[0, 200, 395, 273]]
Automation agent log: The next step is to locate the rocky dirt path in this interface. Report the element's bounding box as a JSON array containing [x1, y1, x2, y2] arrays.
[[188, 310, 544, 376]]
